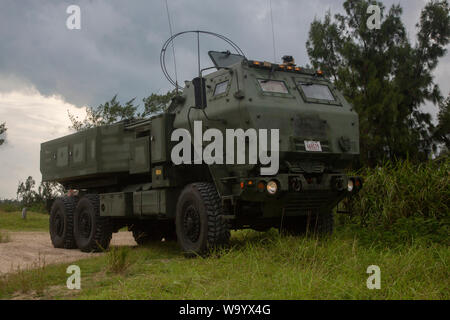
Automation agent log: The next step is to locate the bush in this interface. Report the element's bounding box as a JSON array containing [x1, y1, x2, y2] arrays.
[[0, 202, 21, 212], [106, 247, 131, 274], [345, 158, 449, 244], [28, 202, 48, 214], [0, 200, 48, 214]]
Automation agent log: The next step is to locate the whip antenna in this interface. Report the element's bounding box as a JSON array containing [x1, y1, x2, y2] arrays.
[[164, 0, 179, 92], [269, 0, 277, 63]]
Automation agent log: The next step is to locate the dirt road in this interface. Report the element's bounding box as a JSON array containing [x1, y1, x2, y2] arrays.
[[0, 231, 137, 274]]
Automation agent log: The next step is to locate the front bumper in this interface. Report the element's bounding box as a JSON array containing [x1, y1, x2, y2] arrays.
[[234, 173, 362, 200]]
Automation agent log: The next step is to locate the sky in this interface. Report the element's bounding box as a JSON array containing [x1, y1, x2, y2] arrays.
[[0, 0, 448, 199]]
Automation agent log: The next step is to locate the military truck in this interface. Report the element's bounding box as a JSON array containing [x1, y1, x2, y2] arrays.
[[41, 32, 362, 254]]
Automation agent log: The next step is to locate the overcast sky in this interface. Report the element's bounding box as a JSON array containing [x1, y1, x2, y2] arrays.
[[0, 0, 448, 199]]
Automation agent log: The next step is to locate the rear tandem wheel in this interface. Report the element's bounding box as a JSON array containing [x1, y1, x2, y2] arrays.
[[73, 194, 113, 252]]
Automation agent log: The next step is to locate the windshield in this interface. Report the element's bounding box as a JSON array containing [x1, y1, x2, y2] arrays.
[[299, 83, 335, 101]]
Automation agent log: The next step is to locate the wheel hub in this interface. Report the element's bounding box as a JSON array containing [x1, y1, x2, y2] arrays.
[[79, 211, 92, 238], [54, 211, 64, 237], [183, 205, 201, 243]]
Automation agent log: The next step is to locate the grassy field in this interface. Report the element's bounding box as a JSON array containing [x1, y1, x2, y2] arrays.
[[0, 159, 448, 299], [0, 209, 49, 232], [0, 228, 448, 300]]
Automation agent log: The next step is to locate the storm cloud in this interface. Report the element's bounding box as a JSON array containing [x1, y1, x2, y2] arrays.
[[1, 0, 446, 108]]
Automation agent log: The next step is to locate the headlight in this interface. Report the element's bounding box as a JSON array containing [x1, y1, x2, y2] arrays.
[[347, 179, 354, 192], [266, 180, 278, 195]]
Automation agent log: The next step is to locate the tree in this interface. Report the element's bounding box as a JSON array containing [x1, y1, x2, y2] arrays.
[[17, 176, 37, 207], [17, 176, 64, 209], [306, 0, 450, 166], [141, 90, 177, 117], [0, 122, 6, 146], [36, 181, 65, 203], [434, 94, 450, 150], [68, 95, 137, 131], [68, 91, 177, 132]]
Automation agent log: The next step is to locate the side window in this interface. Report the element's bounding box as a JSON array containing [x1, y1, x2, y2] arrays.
[[296, 80, 341, 106], [214, 80, 229, 96], [299, 83, 335, 101], [257, 79, 289, 94]]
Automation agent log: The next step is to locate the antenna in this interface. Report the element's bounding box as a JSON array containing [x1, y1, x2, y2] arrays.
[[269, 0, 277, 63], [164, 0, 178, 92], [160, 31, 245, 90]]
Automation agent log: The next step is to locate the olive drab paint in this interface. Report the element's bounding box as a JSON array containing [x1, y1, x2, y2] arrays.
[[170, 121, 280, 175]]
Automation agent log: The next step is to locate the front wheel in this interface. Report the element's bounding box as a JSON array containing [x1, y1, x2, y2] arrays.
[[175, 183, 230, 256], [73, 194, 112, 252]]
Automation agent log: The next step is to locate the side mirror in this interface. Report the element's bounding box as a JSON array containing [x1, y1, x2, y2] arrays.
[[192, 77, 207, 109]]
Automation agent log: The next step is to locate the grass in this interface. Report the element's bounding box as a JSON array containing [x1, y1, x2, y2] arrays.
[[0, 209, 49, 232], [0, 159, 447, 299], [6, 254, 48, 296], [106, 246, 132, 274], [0, 229, 448, 300]]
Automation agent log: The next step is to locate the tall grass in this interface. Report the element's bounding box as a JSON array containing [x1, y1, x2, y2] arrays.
[[2, 230, 446, 300], [106, 246, 131, 274], [76, 231, 450, 300], [344, 158, 449, 245]]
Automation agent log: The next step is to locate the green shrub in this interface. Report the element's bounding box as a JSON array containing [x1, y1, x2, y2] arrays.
[[0, 203, 21, 212], [345, 158, 449, 244], [0, 201, 48, 214], [28, 202, 48, 214], [106, 246, 131, 274]]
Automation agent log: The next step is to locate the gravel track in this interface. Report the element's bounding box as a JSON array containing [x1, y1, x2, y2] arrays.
[[0, 231, 137, 274]]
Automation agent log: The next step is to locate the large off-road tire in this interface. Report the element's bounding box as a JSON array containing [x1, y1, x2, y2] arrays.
[[49, 196, 78, 249], [73, 194, 112, 252], [175, 183, 230, 256]]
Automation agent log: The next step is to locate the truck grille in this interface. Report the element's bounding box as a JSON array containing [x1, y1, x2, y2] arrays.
[[293, 115, 328, 139], [283, 192, 337, 215]]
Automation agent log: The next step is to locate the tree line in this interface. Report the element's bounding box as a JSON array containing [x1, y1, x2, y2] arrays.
[[67, 91, 176, 131], [0, 122, 6, 146]]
